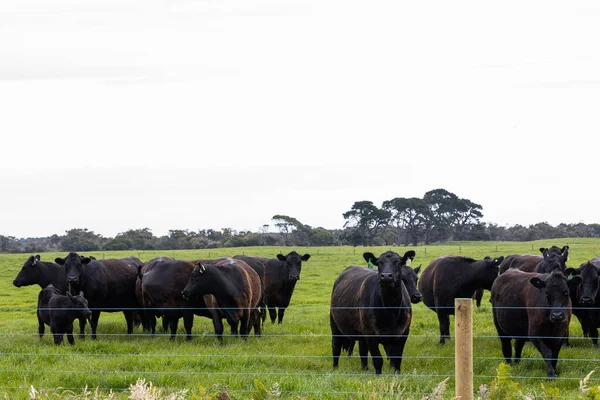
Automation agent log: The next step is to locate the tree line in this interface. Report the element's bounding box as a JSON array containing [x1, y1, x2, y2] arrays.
[[2, 188, 600, 253]]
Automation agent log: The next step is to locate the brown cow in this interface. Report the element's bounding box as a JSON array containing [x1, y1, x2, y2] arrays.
[[491, 268, 581, 378], [182, 257, 262, 343]]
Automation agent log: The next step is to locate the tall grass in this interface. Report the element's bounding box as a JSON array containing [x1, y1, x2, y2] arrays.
[[1, 240, 599, 399]]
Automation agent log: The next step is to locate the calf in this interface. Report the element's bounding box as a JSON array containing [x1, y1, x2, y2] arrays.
[[263, 251, 311, 324], [418, 255, 504, 344], [55, 252, 142, 339], [37, 284, 92, 345], [569, 258, 600, 346], [182, 257, 262, 343], [330, 250, 415, 374], [491, 269, 581, 378], [13, 255, 88, 336]]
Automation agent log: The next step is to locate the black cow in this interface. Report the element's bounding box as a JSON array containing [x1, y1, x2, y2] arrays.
[[330, 250, 415, 374], [37, 284, 92, 345], [55, 252, 142, 340], [491, 269, 581, 378], [13, 255, 89, 336], [263, 251, 310, 324], [569, 258, 600, 346], [418, 255, 504, 344], [182, 257, 262, 343], [13, 255, 68, 292], [499, 246, 568, 274], [233, 255, 267, 324], [136, 257, 213, 340]]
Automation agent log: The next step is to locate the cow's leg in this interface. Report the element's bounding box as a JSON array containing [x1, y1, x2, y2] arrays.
[[51, 324, 63, 345], [252, 309, 261, 336], [514, 338, 526, 363], [212, 316, 224, 344], [530, 338, 556, 379], [78, 316, 86, 339], [330, 316, 343, 369], [277, 307, 286, 324], [590, 326, 598, 347], [437, 311, 450, 344], [358, 338, 369, 370], [387, 333, 409, 373], [38, 315, 45, 339], [499, 337, 513, 363], [239, 310, 250, 339], [183, 312, 194, 341], [66, 325, 75, 345], [162, 316, 169, 333], [123, 310, 135, 334], [366, 339, 384, 374], [268, 306, 277, 324], [90, 310, 101, 340], [168, 317, 179, 341], [149, 315, 156, 336]]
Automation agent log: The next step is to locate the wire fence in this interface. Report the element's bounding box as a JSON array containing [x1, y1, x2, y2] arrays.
[[1, 302, 599, 398]]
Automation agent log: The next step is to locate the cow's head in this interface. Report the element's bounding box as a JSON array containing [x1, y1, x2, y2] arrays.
[[402, 263, 422, 303], [181, 262, 210, 300], [55, 252, 92, 287], [363, 250, 416, 288], [13, 255, 42, 287], [569, 262, 600, 305], [67, 291, 92, 321], [538, 251, 568, 274], [478, 256, 505, 290], [530, 269, 581, 323], [277, 251, 310, 282], [539, 245, 569, 260]]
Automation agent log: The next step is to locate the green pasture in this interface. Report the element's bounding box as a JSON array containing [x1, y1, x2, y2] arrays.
[[1, 240, 599, 399]]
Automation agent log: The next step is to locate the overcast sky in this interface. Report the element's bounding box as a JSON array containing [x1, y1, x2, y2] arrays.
[[1, 0, 599, 238]]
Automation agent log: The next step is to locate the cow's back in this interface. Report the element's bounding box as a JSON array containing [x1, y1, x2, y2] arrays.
[[331, 266, 377, 336], [81, 257, 140, 307], [491, 269, 534, 336]]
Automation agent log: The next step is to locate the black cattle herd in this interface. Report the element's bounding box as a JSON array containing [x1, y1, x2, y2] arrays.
[[10, 246, 600, 379]]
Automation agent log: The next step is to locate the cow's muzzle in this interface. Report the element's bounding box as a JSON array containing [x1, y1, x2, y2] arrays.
[[289, 275, 300, 281], [411, 292, 423, 304], [550, 311, 566, 322], [580, 296, 594, 305]]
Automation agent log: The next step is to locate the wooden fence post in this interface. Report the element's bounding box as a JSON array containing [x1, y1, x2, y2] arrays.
[[455, 298, 473, 400]]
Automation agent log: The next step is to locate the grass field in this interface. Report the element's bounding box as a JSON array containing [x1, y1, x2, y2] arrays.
[[1, 240, 600, 399]]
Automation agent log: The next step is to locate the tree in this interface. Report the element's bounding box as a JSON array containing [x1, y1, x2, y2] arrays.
[[59, 229, 103, 252], [423, 189, 461, 243], [382, 197, 430, 246], [452, 198, 484, 240], [272, 215, 301, 246], [342, 201, 391, 246]]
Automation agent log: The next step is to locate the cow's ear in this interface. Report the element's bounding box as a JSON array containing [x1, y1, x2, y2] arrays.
[[81, 257, 92, 265], [493, 256, 505, 266], [34, 255, 41, 261], [568, 276, 583, 289], [402, 250, 416, 266], [529, 277, 546, 289], [55, 257, 65, 265], [301, 254, 311, 261], [362, 252, 377, 266], [197, 262, 206, 274], [539, 247, 547, 255], [414, 264, 422, 274], [276, 254, 286, 262], [565, 267, 579, 276], [562, 247, 569, 261]]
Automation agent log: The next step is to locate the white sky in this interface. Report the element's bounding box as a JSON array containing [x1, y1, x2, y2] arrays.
[[1, 0, 600, 238]]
